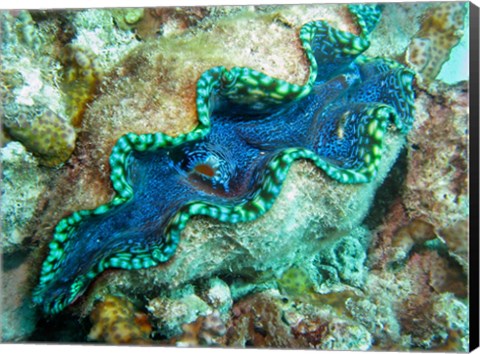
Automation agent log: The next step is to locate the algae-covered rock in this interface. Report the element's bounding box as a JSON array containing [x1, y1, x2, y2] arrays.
[[226, 288, 372, 350], [1, 257, 38, 342], [315, 227, 371, 288], [147, 285, 213, 338], [1, 11, 77, 167], [1, 142, 47, 254], [1, 142, 53, 341], [404, 82, 469, 229]]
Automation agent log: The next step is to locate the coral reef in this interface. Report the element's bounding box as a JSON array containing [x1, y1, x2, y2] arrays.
[[0, 3, 470, 350], [200, 278, 233, 315], [364, 3, 431, 59], [1, 143, 50, 341], [1, 9, 142, 166], [277, 265, 317, 298], [318, 67, 469, 352], [355, 197, 468, 349], [1, 251, 38, 341], [111, 8, 145, 32], [315, 227, 370, 287], [68, 9, 140, 72], [438, 219, 469, 271], [145, 279, 233, 339], [33, 3, 415, 314], [3, 106, 77, 167], [88, 295, 153, 344], [395, 250, 468, 350]]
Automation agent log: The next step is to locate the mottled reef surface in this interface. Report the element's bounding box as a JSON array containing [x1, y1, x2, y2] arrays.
[[1, 3, 470, 351]]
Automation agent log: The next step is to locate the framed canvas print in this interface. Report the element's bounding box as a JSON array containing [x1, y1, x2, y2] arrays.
[[1, 0, 479, 352]]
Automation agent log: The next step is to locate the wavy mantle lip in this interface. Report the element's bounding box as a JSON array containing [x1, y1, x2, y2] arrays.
[[32, 4, 415, 314]]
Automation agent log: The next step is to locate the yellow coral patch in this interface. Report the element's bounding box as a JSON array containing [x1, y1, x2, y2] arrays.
[[88, 295, 152, 344], [60, 44, 102, 127], [277, 265, 315, 297], [4, 109, 76, 167], [406, 2, 467, 85]]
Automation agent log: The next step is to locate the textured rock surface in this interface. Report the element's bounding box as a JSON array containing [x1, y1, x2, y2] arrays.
[[1, 252, 38, 342], [1, 142, 48, 254], [404, 81, 469, 229], [1, 11, 77, 166]]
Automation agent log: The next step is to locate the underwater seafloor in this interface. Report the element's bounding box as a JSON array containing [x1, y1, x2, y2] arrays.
[[0, 2, 471, 351]]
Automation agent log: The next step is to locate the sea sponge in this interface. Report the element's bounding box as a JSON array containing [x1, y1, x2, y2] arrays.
[[405, 2, 468, 85], [88, 295, 152, 344]]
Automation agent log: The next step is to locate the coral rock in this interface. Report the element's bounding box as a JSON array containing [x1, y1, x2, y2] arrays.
[[175, 310, 227, 347], [405, 2, 468, 85], [404, 82, 469, 229], [1, 142, 48, 253], [146, 286, 212, 338], [226, 289, 372, 350], [1, 11, 77, 166], [60, 44, 102, 127], [4, 108, 76, 167]]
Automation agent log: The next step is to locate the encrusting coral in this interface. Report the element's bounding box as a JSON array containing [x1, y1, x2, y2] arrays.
[[3, 106, 77, 167], [405, 2, 468, 86], [59, 44, 102, 127], [88, 295, 153, 344]]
